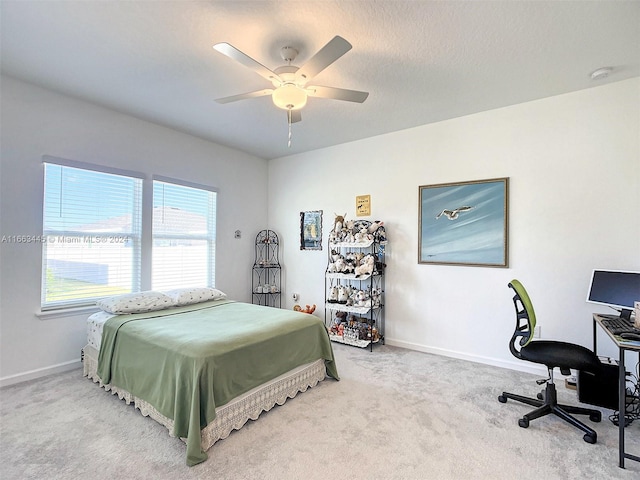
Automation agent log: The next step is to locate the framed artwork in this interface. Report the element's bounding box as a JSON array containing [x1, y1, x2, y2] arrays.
[[300, 210, 323, 250], [418, 177, 509, 267], [356, 194, 371, 217]]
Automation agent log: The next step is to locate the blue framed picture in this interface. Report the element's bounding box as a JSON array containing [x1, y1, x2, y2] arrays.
[[300, 210, 323, 250], [418, 177, 509, 267]]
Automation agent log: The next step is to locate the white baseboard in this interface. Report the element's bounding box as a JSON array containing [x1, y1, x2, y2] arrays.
[[0, 359, 82, 388], [385, 337, 547, 377], [0, 339, 565, 388]]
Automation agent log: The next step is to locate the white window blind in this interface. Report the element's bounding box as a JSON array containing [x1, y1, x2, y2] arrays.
[[152, 179, 217, 290], [42, 162, 142, 309]]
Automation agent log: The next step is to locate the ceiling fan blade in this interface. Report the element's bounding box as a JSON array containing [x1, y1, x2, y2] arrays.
[[289, 110, 302, 124], [213, 43, 281, 83], [295, 36, 352, 84], [215, 89, 274, 104], [307, 85, 369, 103]]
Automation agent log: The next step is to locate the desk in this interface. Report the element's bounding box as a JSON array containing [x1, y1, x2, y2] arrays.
[[593, 313, 640, 468]]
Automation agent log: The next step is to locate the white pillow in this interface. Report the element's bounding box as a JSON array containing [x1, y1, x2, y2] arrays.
[[96, 291, 174, 314], [164, 287, 227, 306]]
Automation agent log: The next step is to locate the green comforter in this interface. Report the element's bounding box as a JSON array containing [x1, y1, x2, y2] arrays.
[[97, 300, 338, 466]]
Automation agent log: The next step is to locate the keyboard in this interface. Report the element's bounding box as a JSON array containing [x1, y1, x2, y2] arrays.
[[600, 316, 640, 335]]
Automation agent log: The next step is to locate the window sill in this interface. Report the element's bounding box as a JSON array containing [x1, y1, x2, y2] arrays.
[[37, 305, 99, 320]]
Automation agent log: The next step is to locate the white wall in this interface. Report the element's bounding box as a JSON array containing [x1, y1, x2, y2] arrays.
[[0, 76, 268, 384], [268, 78, 640, 374], [2, 76, 638, 386]]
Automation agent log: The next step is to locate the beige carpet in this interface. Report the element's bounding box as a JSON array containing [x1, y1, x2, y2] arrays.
[[1, 343, 639, 479]]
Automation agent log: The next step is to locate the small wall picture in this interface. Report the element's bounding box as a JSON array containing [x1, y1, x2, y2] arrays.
[[300, 210, 323, 250], [356, 194, 371, 217], [418, 177, 508, 267]]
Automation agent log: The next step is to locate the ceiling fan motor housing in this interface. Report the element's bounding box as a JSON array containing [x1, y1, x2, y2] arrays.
[[280, 46, 298, 63]]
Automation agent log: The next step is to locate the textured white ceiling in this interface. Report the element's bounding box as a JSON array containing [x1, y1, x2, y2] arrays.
[[1, 1, 638, 159]]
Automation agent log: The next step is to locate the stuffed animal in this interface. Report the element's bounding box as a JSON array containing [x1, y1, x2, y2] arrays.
[[353, 290, 366, 305], [355, 254, 375, 277], [294, 304, 316, 314], [333, 213, 346, 233], [370, 288, 382, 307], [337, 285, 351, 304], [334, 311, 347, 324], [342, 259, 355, 275], [367, 221, 384, 234], [355, 227, 370, 243], [327, 286, 339, 303], [371, 327, 379, 341], [334, 257, 347, 273], [345, 294, 354, 307], [345, 230, 355, 243], [353, 289, 372, 308]]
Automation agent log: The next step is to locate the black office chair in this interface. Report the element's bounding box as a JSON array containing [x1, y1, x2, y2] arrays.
[[498, 279, 602, 443]]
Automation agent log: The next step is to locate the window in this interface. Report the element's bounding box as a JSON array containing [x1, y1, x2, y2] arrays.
[[152, 179, 217, 290], [42, 161, 142, 309], [41, 159, 218, 310]]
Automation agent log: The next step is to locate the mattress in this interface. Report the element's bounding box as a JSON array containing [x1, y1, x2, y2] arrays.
[[86, 310, 116, 351], [84, 298, 337, 465]]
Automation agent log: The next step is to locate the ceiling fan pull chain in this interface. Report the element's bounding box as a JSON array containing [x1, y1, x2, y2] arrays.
[[287, 109, 292, 148]]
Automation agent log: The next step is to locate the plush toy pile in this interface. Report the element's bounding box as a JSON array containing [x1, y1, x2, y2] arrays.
[[326, 285, 382, 308], [329, 312, 380, 342], [328, 215, 387, 245], [327, 216, 386, 278]]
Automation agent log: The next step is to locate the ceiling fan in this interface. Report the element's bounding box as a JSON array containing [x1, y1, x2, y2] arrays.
[[213, 36, 369, 146]]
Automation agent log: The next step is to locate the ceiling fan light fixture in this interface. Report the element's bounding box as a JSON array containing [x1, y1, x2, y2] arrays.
[[272, 83, 307, 110]]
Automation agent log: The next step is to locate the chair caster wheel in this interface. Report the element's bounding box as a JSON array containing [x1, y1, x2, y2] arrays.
[[537, 392, 544, 400], [498, 395, 507, 403], [519, 417, 529, 428], [583, 433, 597, 444], [590, 412, 602, 422]]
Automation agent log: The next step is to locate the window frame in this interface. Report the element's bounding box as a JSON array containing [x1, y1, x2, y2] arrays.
[[151, 175, 218, 291], [40, 157, 218, 312], [41, 156, 145, 311]]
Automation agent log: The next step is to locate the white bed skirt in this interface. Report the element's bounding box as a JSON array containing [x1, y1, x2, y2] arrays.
[[82, 345, 327, 451]]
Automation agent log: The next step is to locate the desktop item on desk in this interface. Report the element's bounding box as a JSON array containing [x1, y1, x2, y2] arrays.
[[598, 315, 640, 336], [586, 268, 640, 321], [619, 332, 640, 342]]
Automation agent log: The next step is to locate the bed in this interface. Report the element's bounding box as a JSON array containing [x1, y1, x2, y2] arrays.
[[82, 288, 338, 466]]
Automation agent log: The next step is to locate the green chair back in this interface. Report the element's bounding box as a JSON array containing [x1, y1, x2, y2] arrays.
[[508, 279, 537, 359]]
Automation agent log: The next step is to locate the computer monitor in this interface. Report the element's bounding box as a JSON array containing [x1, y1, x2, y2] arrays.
[[586, 269, 640, 318]]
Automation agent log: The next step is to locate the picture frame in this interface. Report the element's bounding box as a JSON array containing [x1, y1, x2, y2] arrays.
[[356, 194, 371, 217], [300, 210, 323, 250], [418, 177, 508, 267]]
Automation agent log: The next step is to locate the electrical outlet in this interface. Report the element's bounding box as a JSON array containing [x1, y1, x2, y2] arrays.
[[534, 326, 541, 338]]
